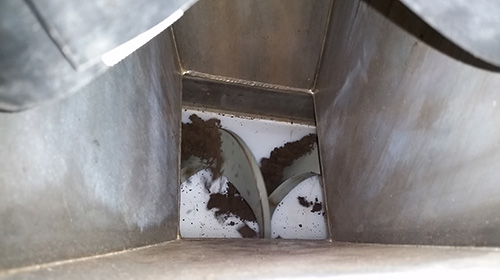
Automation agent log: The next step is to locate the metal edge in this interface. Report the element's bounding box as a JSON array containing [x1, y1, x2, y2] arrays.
[[172, 25, 184, 241], [268, 172, 318, 215], [221, 128, 272, 239], [311, 0, 335, 92], [313, 92, 332, 241], [182, 73, 316, 126]]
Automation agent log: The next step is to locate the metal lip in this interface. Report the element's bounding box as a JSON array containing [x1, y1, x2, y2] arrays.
[[183, 71, 313, 95], [182, 73, 316, 126]]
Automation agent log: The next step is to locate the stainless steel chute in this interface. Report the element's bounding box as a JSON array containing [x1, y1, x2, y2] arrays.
[[2, 0, 500, 278]]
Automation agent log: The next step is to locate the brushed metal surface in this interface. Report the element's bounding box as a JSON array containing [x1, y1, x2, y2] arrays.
[[0, 0, 194, 111], [173, 0, 333, 89], [182, 74, 315, 125], [0, 1, 106, 111], [27, 0, 197, 67], [220, 129, 271, 238], [4, 239, 500, 279], [0, 29, 181, 270], [315, 0, 500, 246]]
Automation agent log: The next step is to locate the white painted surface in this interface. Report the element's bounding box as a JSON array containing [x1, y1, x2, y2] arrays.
[[180, 110, 325, 239], [182, 109, 316, 163], [180, 169, 259, 238], [271, 175, 327, 239]]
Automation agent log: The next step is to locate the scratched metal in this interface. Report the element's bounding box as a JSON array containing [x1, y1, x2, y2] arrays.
[[0, 29, 181, 270], [173, 0, 333, 89], [315, 0, 500, 246]]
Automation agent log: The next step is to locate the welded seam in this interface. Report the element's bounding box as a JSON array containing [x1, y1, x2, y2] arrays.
[[169, 26, 184, 241], [311, 84, 333, 241], [170, 27, 185, 73], [311, 0, 335, 93], [309, 0, 335, 239], [184, 70, 312, 95]]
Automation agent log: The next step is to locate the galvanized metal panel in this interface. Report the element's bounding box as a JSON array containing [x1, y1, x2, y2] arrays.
[[173, 0, 333, 89], [315, 0, 500, 246], [0, 29, 181, 270]]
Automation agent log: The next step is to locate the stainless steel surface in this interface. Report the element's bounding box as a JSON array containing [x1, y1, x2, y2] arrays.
[[0, 29, 181, 270], [282, 144, 320, 180], [180, 156, 205, 183], [0, 1, 106, 111], [3, 239, 500, 279], [220, 129, 271, 238], [315, 0, 500, 246], [399, 0, 500, 67], [269, 143, 321, 213], [0, 0, 195, 111], [182, 73, 315, 125], [27, 0, 197, 68], [2, 0, 500, 276], [268, 172, 316, 214], [173, 0, 333, 89]]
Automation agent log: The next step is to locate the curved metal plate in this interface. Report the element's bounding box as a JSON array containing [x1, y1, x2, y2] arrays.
[[180, 156, 205, 183], [399, 0, 500, 67], [270, 174, 327, 239], [180, 169, 260, 238], [269, 172, 318, 214], [220, 128, 271, 238], [281, 143, 320, 181]]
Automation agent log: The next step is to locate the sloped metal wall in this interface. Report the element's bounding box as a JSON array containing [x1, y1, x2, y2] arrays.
[[173, 0, 333, 89], [315, 0, 500, 246], [0, 29, 182, 270]]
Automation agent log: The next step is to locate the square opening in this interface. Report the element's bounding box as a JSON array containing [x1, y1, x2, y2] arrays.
[[179, 106, 327, 239]]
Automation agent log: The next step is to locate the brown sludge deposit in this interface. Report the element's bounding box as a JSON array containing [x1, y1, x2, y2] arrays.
[[207, 182, 258, 238], [260, 133, 317, 194], [181, 114, 224, 178], [182, 114, 257, 238]]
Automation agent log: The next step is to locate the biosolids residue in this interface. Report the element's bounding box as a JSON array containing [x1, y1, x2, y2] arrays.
[[181, 114, 224, 178], [181, 114, 257, 238], [207, 182, 258, 238], [297, 196, 323, 214], [260, 134, 317, 194]]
